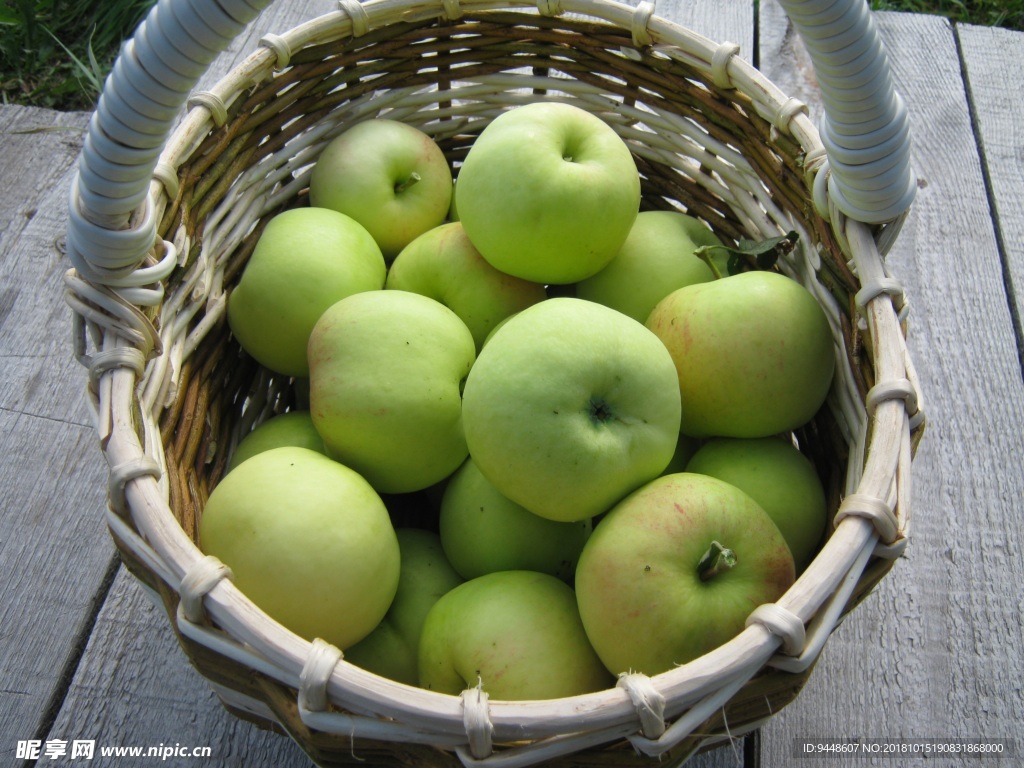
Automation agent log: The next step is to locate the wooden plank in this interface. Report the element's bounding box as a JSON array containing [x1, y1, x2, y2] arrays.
[[0, 104, 120, 745], [656, 0, 754, 55], [0, 409, 117, 742], [45, 569, 310, 765], [0, 106, 96, 425], [0, 106, 90, 254], [757, 5, 1024, 764], [957, 23, 1024, 368]]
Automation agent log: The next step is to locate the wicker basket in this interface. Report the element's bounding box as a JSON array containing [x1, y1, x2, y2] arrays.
[[63, 0, 926, 765]]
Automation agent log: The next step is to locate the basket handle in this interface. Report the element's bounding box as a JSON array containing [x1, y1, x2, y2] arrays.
[[773, 0, 916, 225], [66, 0, 915, 289], [65, 0, 275, 288]]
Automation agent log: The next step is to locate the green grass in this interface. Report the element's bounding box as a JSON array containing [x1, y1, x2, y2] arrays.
[[1, 0, 1021, 110], [0, 0, 156, 109], [871, 0, 1024, 29]]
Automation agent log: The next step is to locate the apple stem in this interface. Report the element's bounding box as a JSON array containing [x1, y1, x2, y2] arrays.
[[697, 540, 737, 581], [693, 245, 726, 280], [394, 171, 422, 194]]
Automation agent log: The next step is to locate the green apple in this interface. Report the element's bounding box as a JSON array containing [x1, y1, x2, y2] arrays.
[[307, 290, 475, 494], [645, 270, 835, 438], [227, 207, 386, 377], [439, 457, 592, 582], [454, 102, 641, 284], [574, 210, 720, 324], [343, 528, 464, 685], [575, 472, 795, 676], [461, 297, 681, 523], [418, 570, 613, 700], [309, 119, 453, 260], [685, 436, 827, 571], [199, 446, 400, 650], [385, 222, 547, 352], [226, 410, 326, 473]]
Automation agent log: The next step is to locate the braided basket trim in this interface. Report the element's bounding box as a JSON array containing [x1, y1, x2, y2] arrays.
[[71, 1, 924, 764]]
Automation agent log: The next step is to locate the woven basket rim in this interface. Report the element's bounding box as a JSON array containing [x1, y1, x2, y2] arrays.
[[71, 1, 925, 764]]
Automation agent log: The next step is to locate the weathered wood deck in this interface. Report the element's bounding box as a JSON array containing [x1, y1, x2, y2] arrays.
[[1, 0, 1022, 765]]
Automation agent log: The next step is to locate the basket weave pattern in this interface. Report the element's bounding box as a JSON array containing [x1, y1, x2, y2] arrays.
[[67, 3, 925, 766]]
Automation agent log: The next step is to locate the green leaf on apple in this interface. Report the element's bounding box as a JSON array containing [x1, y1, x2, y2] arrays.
[[693, 230, 800, 278]]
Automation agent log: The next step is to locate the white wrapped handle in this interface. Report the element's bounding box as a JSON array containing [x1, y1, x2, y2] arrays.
[[775, 0, 916, 224], [66, 0, 273, 286], [67, 0, 915, 289]]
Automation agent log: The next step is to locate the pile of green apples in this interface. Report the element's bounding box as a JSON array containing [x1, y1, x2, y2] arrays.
[[200, 102, 836, 701]]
